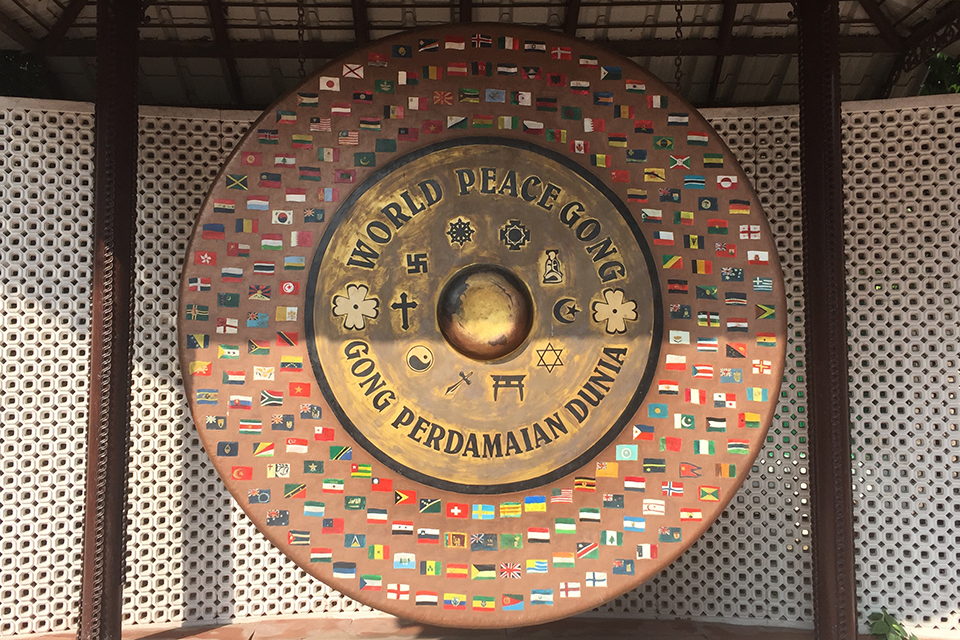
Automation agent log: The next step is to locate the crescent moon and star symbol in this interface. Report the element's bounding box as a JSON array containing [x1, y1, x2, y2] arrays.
[[552, 297, 581, 324]]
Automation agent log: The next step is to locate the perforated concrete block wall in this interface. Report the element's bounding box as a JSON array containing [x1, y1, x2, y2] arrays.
[[1, 95, 957, 636], [0, 101, 94, 636], [843, 98, 960, 634]]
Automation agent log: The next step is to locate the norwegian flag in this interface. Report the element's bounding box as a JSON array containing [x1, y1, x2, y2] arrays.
[[661, 481, 684, 497], [499, 562, 521, 579]]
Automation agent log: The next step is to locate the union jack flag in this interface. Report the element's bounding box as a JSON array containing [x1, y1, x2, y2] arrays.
[[499, 562, 521, 579]]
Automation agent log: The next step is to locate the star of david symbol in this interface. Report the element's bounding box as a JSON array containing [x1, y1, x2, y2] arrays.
[[535, 342, 564, 373]]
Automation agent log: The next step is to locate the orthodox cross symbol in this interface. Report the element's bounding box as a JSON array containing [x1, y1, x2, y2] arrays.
[[390, 292, 418, 330], [491, 374, 526, 401]]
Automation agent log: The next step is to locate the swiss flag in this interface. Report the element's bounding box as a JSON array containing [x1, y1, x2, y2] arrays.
[[446, 502, 468, 518]]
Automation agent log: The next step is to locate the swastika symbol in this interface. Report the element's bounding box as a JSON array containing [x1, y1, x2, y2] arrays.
[[406, 252, 428, 274]]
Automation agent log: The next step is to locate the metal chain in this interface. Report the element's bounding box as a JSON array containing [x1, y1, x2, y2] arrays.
[[674, 0, 684, 92], [297, 0, 306, 77]]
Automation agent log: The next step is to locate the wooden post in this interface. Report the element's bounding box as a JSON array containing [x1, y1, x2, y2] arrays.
[[796, 1, 858, 638], [79, 0, 139, 638]]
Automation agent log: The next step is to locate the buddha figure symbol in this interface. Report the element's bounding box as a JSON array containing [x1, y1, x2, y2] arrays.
[[542, 249, 563, 284]]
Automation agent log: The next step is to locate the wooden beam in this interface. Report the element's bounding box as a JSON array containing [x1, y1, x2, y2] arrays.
[[352, 0, 370, 44], [564, 0, 581, 36], [207, 0, 244, 104], [901, 0, 960, 50], [882, 0, 960, 96], [459, 0, 472, 23], [858, 0, 902, 49], [0, 5, 38, 50], [79, 0, 139, 638], [796, 2, 858, 640], [39, 0, 89, 49], [47, 33, 898, 58], [707, 0, 737, 104]]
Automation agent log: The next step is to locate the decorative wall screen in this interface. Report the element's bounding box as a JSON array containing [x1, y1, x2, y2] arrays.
[[0, 94, 957, 636]]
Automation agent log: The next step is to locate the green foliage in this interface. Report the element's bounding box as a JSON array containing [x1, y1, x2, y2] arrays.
[[867, 610, 919, 640], [0, 50, 54, 98], [920, 52, 960, 95]]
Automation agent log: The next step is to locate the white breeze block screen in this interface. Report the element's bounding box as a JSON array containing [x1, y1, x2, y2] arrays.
[[0, 94, 958, 636]]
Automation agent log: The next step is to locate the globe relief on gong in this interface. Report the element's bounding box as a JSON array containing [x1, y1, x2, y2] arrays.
[[306, 139, 662, 493]]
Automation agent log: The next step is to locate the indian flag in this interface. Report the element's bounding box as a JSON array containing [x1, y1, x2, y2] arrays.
[[552, 552, 575, 568]]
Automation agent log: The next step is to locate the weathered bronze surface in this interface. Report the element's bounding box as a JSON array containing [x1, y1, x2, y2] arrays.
[[437, 264, 533, 361], [307, 140, 659, 491], [178, 23, 788, 629]]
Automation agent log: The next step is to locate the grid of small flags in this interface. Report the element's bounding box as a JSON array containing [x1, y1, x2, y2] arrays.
[[182, 26, 782, 615]]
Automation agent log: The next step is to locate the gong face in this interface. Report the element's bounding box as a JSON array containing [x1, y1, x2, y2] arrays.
[[306, 139, 661, 492], [178, 23, 787, 628]]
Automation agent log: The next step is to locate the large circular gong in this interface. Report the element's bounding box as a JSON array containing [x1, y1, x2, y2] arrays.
[[308, 138, 661, 493], [179, 23, 786, 627]]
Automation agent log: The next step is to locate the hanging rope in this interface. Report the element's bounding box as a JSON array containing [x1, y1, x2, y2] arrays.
[[297, 0, 307, 78], [674, 0, 684, 92]]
